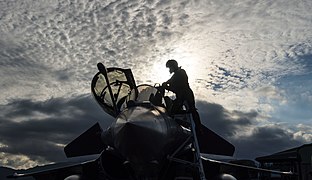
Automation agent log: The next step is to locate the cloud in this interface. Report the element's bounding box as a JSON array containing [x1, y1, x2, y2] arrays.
[[0, 152, 43, 170], [1, 0, 312, 170], [197, 101, 256, 137], [0, 0, 194, 103], [1, 0, 312, 110], [196, 101, 310, 160], [232, 124, 305, 160], [0, 94, 113, 168], [0, 96, 310, 169]]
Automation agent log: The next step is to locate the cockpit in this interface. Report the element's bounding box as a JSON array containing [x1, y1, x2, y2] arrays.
[[91, 65, 169, 117]]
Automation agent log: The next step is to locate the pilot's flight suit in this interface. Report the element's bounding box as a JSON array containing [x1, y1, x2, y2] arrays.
[[163, 67, 202, 132]]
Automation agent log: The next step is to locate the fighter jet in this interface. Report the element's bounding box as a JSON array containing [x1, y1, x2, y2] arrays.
[[8, 63, 295, 180]]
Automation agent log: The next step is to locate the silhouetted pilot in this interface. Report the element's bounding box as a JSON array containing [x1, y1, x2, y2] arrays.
[[162, 59, 202, 133]]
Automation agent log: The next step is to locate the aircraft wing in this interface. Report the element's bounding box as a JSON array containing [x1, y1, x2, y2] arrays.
[[64, 123, 106, 158], [197, 124, 235, 156], [7, 154, 100, 179], [201, 156, 296, 176]]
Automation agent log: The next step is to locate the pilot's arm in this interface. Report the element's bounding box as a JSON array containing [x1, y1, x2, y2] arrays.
[[162, 80, 173, 92]]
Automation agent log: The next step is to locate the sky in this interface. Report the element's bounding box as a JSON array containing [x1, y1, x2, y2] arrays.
[[0, 0, 312, 169]]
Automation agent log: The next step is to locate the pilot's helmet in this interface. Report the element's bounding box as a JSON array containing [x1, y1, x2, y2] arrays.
[[166, 59, 178, 73]]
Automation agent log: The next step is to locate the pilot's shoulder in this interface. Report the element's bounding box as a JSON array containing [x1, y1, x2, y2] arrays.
[[176, 68, 187, 76]]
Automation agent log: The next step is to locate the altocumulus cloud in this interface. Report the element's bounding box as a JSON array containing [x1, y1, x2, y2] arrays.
[[1, 0, 312, 170]]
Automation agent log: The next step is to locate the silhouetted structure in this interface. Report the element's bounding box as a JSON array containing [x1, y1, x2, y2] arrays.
[[7, 63, 294, 180], [256, 143, 312, 180]]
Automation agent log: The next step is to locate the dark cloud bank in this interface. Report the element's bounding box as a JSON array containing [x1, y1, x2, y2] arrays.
[[196, 101, 303, 159], [0, 95, 305, 168], [0, 95, 114, 168]]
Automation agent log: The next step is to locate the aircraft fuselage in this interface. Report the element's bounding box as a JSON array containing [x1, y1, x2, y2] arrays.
[[101, 102, 190, 177]]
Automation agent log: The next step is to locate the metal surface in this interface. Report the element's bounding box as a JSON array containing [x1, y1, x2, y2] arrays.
[[105, 104, 189, 167]]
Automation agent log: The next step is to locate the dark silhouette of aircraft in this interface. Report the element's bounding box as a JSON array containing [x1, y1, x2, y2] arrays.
[[8, 63, 295, 180]]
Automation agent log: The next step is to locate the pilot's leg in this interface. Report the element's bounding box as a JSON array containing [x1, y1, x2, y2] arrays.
[[170, 98, 184, 115], [185, 95, 203, 134]]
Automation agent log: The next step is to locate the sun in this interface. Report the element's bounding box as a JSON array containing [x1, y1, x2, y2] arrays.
[[150, 61, 171, 84], [149, 51, 200, 86]]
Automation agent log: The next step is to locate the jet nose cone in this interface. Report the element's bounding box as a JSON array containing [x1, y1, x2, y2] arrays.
[[114, 106, 165, 135], [112, 107, 167, 164]]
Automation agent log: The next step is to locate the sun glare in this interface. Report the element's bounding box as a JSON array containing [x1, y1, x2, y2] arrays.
[[149, 46, 202, 86], [150, 61, 171, 84]]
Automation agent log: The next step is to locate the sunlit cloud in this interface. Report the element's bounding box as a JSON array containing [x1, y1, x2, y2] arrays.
[[1, 0, 312, 169], [0, 152, 44, 169]]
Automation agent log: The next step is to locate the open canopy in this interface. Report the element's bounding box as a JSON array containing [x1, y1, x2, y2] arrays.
[[91, 66, 137, 117], [91, 64, 167, 117]]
